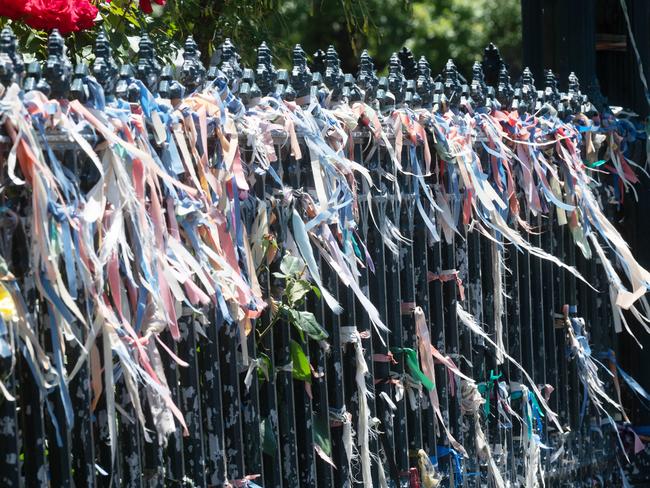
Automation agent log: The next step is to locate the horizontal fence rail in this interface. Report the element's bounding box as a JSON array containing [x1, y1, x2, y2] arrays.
[[0, 26, 648, 488]]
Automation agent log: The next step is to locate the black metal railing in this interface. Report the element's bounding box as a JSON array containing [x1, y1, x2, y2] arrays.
[[0, 25, 645, 488]]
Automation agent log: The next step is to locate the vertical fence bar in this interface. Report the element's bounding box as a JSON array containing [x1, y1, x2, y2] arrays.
[[517, 216, 535, 479], [159, 328, 186, 485], [19, 340, 48, 488], [442, 190, 462, 488], [117, 381, 142, 488], [178, 314, 207, 486], [384, 146, 408, 480], [528, 216, 547, 479], [43, 308, 72, 488], [200, 307, 228, 487], [274, 145, 300, 487], [355, 134, 381, 486], [505, 240, 523, 483], [256, 148, 283, 488], [428, 202, 450, 482], [302, 137, 333, 487], [467, 228, 486, 486], [456, 223, 476, 487], [322, 245, 347, 486], [0, 368, 19, 487], [292, 141, 317, 488], [479, 234, 494, 447], [564, 223, 579, 480], [69, 333, 96, 487], [400, 145, 422, 475], [239, 144, 265, 483], [414, 141, 437, 460], [0, 165, 21, 488], [540, 214, 559, 484], [142, 398, 163, 487], [552, 215, 569, 480], [530, 218, 547, 391], [368, 146, 397, 484], [219, 315, 246, 482]]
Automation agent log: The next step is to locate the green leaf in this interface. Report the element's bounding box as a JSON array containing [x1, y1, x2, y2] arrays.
[[286, 279, 312, 305], [311, 285, 322, 299], [260, 417, 277, 457], [280, 255, 305, 277], [313, 412, 332, 457], [291, 310, 329, 341], [257, 352, 272, 382], [290, 339, 311, 383]]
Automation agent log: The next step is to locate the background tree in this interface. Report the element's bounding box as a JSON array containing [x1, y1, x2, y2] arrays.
[[0, 0, 522, 80]]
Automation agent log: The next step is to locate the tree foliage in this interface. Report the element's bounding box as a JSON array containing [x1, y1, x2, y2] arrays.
[[0, 0, 522, 80]]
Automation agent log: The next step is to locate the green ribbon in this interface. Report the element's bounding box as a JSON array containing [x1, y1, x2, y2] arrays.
[[391, 347, 435, 391], [585, 159, 607, 168], [477, 370, 502, 416]]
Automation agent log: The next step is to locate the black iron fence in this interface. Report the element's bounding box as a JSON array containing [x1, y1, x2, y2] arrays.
[[0, 26, 647, 488]]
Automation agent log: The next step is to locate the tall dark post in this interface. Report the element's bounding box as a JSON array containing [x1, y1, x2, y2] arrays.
[[521, 0, 604, 108]]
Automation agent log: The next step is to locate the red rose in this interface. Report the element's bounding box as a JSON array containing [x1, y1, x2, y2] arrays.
[[139, 0, 166, 15], [0, 0, 99, 34], [73, 0, 99, 31], [0, 0, 28, 20], [23, 0, 75, 33]]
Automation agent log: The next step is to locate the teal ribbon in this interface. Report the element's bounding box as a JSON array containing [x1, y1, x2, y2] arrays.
[[477, 370, 502, 416], [585, 159, 607, 168]]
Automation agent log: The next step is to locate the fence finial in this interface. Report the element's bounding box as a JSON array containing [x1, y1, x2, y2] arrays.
[[70, 62, 89, 102], [399, 47, 419, 107], [470, 61, 486, 108], [398, 47, 417, 81], [357, 50, 378, 103], [116, 64, 139, 102], [496, 64, 513, 109], [513, 67, 537, 113], [482, 42, 506, 88], [43, 29, 71, 99], [387, 52, 405, 105], [181, 36, 205, 93], [442, 59, 461, 109], [239, 67, 260, 106], [219, 38, 242, 89], [136, 32, 160, 94], [23, 61, 41, 93], [158, 65, 184, 100], [567, 72, 596, 116], [542, 69, 562, 114], [290, 44, 311, 100], [0, 52, 13, 89], [342, 73, 361, 102], [324, 45, 344, 101], [0, 26, 23, 84], [92, 29, 118, 97], [256, 42, 276, 97], [416, 56, 433, 108]]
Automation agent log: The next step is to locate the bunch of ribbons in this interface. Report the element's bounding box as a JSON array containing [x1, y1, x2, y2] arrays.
[[1, 29, 649, 487]]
